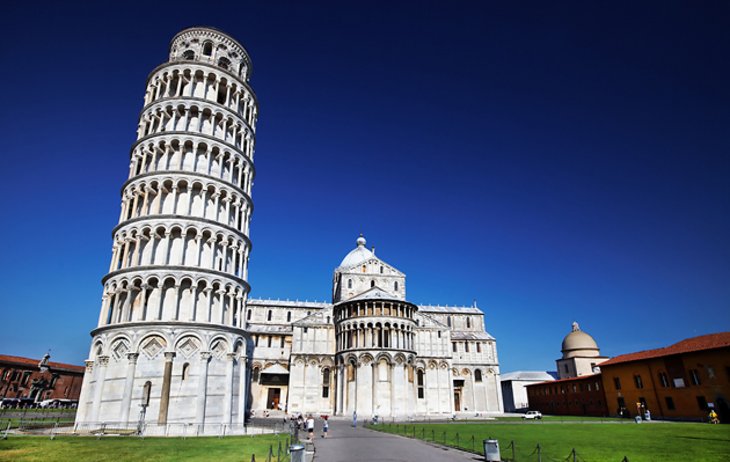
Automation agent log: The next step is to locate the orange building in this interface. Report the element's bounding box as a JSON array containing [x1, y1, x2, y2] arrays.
[[526, 373, 608, 417], [599, 332, 730, 422]]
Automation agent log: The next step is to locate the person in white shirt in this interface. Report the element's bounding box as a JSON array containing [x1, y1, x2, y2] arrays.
[[306, 415, 315, 440]]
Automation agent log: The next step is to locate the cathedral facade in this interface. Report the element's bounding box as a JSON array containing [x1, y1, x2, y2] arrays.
[[248, 235, 503, 418], [75, 27, 501, 433]]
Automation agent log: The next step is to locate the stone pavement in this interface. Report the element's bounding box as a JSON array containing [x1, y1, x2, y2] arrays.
[[311, 420, 482, 462]]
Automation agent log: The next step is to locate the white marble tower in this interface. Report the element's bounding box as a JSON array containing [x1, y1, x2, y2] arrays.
[[75, 27, 257, 433]]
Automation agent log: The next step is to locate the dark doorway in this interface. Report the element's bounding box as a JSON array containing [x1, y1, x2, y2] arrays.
[[267, 388, 281, 410], [454, 391, 461, 411]]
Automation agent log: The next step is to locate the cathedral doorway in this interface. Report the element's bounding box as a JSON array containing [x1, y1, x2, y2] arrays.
[[453, 391, 461, 411], [267, 388, 281, 410]]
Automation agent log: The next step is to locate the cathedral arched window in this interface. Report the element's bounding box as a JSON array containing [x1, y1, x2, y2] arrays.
[[267, 310, 272, 321], [247, 309, 252, 321], [287, 311, 291, 322], [417, 369, 425, 399], [475, 369, 482, 382], [347, 279, 352, 289], [203, 42, 213, 56], [322, 367, 331, 398], [182, 50, 195, 60], [465, 342, 470, 352], [447, 316, 452, 327], [476, 343, 482, 353], [371, 280, 375, 288], [252, 366, 260, 382], [466, 317, 471, 328], [394, 281, 399, 291], [181, 363, 190, 380], [218, 57, 231, 70]]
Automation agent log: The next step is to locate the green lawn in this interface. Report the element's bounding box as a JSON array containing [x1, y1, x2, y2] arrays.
[[372, 422, 730, 462], [0, 433, 291, 462]]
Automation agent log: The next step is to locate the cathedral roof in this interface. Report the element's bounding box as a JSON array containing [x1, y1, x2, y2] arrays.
[[344, 286, 401, 302], [338, 234, 374, 269], [450, 330, 495, 340]]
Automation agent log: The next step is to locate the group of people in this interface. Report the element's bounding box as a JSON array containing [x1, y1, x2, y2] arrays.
[[291, 413, 329, 439]]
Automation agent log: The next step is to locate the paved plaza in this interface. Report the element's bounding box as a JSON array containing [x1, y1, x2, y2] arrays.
[[312, 420, 480, 462]]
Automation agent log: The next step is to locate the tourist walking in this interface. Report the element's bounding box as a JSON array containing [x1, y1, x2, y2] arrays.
[[352, 410, 357, 428], [322, 415, 329, 438], [306, 414, 315, 440]]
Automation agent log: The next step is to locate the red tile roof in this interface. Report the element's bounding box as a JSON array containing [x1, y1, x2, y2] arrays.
[[599, 332, 730, 367], [0, 354, 85, 374], [525, 373, 600, 387]]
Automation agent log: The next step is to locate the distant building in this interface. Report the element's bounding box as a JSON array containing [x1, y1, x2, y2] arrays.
[[500, 371, 556, 412], [557, 322, 608, 379], [526, 373, 608, 417], [600, 332, 730, 422], [526, 322, 610, 416], [0, 354, 84, 404]]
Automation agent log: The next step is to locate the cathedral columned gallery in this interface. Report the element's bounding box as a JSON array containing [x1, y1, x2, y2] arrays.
[[75, 27, 501, 433]]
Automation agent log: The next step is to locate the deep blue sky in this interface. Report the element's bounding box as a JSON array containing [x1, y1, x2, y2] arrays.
[[1, 2, 728, 372]]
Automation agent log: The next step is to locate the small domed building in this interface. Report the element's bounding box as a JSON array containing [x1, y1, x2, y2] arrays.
[[556, 322, 608, 379]]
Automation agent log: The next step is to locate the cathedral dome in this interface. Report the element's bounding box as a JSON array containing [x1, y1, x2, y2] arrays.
[[561, 322, 600, 358], [338, 235, 373, 268]]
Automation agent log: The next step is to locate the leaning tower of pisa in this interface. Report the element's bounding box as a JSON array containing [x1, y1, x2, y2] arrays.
[[75, 27, 257, 433]]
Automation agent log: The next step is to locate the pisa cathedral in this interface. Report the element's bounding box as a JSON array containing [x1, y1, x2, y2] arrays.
[[75, 27, 502, 432]]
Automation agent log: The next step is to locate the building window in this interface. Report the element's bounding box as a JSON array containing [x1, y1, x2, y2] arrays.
[[380, 266, 383, 274], [465, 342, 469, 353], [255, 335, 259, 346], [348, 279, 352, 289], [475, 369, 482, 382], [466, 317, 471, 328], [218, 57, 231, 70], [452, 343, 457, 352], [203, 42, 213, 56], [280, 337, 285, 348], [394, 281, 399, 291], [595, 381, 600, 391], [362, 265, 366, 273], [181, 363, 190, 380], [417, 369, 425, 399], [437, 331, 441, 338], [287, 311, 291, 322], [447, 316, 452, 327], [267, 310, 272, 321], [21, 372, 31, 386], [182, 50, 195, 60], [252, 367, 260, 382], [476, 342, 481, 352], [613, 377, 621, 390], [247, 309, 252, 321], [696, 395, 708, 410], [665, 396, 675, 410], [563, 364, 569, 374], [371, 280, 375, 288], [659, 372, 670, 388], [322, 368, 331, 398], [587, 383, 592, 391], [634, 375, 644, 389], [267, 336, 272, 347], [689, 369, 701, 386]]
